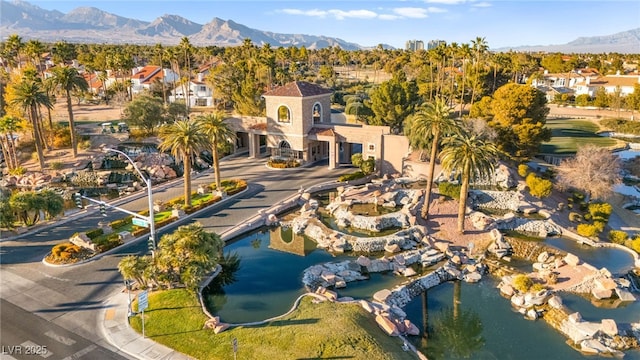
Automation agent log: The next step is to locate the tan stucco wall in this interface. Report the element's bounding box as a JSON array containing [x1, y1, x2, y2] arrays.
[[381, 134, 410, 175]]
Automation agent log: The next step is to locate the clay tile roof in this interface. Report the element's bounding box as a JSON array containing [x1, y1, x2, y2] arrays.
[[263, 81, 332, 97], [309, 127, 336, 137]]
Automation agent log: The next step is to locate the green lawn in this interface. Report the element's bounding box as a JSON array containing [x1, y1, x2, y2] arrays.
[[540, 118, 620, 154], [130, 289, 416, 360]]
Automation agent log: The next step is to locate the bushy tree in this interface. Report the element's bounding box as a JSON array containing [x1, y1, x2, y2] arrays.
[[122, 94, 164, 134], [556, 144, 621, 202], [485, 83, 551, 159], [365, 72, 419, 133]]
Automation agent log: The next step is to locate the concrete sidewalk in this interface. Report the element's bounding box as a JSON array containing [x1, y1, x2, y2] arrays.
[[101, 291, 193, 360]]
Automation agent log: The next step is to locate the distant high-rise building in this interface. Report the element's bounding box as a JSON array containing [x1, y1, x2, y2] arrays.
[[405, 40, 425, 51], [427, 40, 446, 50]]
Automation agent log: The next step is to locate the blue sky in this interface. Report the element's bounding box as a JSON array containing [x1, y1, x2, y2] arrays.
[[27, 0, 640, 49]]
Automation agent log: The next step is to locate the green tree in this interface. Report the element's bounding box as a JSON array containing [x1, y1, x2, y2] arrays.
[[405, 98, 461, 219], [10, 77, 53, 170], [118, 255, 151, 289], [154, 223, 224, 291], [0, 187, 15, 229], [232, 75, 264, 116], [47, 66, 89, 158], [122, 94, 164, 134], [158, 118, 209, 206], [366, 72, 419, 133], [486, 83, 550, 159], [593, 87, 609, 109], [575, 94, 591, 107], [439, 129, 500, 233], [197, 112, 236, 192]]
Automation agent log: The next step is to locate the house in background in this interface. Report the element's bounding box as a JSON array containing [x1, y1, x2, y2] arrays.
[[168, 71, 214, 107], [574, 73, 640, 97], [130, 65, 179, 95]]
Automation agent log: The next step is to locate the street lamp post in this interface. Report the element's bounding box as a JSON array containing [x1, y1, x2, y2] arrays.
[[104, 147, 156, 255]]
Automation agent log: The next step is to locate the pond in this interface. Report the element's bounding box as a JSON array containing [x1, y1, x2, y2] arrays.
[[545, 237, 636, 275], [203, 228, 405, 324], [403, 280, 640, 360], [203, 227, 640, 359]]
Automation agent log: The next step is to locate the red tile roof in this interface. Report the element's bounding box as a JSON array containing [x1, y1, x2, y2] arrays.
[[263, 81, 332, 97]]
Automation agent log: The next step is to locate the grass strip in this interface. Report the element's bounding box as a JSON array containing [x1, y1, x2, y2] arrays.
[[130, 289, 416, 360]]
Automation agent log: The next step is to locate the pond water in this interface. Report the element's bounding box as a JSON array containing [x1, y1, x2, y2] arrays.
[[545, 237, 636, 275], [203, 228, 405, 324], [203, 227, 640, 359]]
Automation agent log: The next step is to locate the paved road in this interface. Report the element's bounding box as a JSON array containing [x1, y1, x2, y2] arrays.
[[0, 155, 352, 359]]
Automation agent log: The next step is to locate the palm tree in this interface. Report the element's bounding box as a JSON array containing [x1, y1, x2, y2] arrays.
[[47, 66, 89, 157], [196, 112, 236, 193], [439, 129, 499, 233], [0, 115, 23, 170], [158, 118, 209, 207], [10, 78, 53, 170], [469, 37, 488, 109], [118, 255, 149, 288], [406, 98, 461, 219]]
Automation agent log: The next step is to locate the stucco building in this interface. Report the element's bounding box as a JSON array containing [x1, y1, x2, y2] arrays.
[[225, 81, 409, 175]]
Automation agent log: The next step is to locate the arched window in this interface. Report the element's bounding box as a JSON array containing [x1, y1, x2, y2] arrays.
[[278, 105, 291, 123], [312, 103, 321, 124], [279, 140, 291, 149]]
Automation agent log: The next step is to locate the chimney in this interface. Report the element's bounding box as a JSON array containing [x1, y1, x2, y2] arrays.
[[616, 70, 621, 76], [198, 73, 204, 82]]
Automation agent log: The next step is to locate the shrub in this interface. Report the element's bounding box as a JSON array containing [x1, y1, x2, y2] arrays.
[[8, 166, 26, 175], [525, 173, 552, 198], [569, 211, 582, 222], [608, 230, 628, 245], [632, 238, 640, 253], [338, 171, 366, 182], [513, 274, 533, 293], [49, 161, 64, 170], [110, 216, 132, 229], [577, 223, 599, 237], [530, 283, 546, 292], [593, 220, 606, 233], [588, 202, 612, 219], [438, 182, 461, 200], [517, 164, 530, 178], [267, 158, 300, 168], [85, 228, 104, 239]]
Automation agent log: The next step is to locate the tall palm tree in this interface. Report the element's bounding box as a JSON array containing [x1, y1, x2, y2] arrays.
[[406, 98, 461, 219], [469, 37, 488, 109], [0, 115, 23, 170], [196, 112, 236, 193], [158, 118, 209, 207], [10, 78, 53, 170], [47, 66, 89, 157], [439, 129, 499, 233]]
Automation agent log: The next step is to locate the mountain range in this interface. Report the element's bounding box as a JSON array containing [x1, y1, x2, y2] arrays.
[[1, 0, 639, 53]]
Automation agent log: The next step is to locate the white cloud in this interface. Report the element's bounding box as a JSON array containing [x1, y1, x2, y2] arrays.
[[393, 7, 429, 18], [426, 6, 448, 13], [327, 9, 379, 20], [379, 14, 402, 20], [279, 8, 378, 20], [280, 9, 329, 18]]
